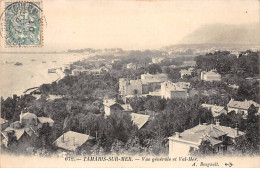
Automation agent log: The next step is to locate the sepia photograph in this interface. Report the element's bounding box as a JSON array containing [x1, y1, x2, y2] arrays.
[[0, 0, 259, 168]]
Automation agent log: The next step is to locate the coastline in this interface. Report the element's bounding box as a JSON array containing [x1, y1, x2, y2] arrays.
[[0, 53, 89, 99]]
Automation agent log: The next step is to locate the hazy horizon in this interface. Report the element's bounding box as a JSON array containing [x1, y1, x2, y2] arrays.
[[0, 0, 259, 52]]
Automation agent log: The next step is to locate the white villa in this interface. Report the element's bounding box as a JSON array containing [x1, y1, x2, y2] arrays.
[[180, 68, 194, 78], [201, 69, 221, 82], [152, 57, 165, 64], [119, 73, 168, 98], [168, 121, 245, 156], [227, 99, 259, 116], [161, 81, 188, 99], [126, 63, 137, 70]]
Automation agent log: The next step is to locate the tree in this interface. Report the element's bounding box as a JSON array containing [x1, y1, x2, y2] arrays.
[[7, 131, 17, 146], [192, 140, 214, 156], [146, 64, 162, 74], [144, 97, 166, 112], [38, 123, 53, 147]]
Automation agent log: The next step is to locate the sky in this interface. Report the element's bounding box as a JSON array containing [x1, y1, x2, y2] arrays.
[[0, 0, 259, 51]]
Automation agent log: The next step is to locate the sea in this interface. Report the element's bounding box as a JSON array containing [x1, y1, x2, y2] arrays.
[[0, 53, 90, 99]]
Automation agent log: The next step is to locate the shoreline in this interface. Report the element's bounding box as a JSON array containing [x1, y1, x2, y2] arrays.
[[0, 53, 91, 99], [22, 68, 65, 96]]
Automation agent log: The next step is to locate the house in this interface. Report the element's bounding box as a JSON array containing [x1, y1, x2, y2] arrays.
[[46, 95, 63, 101], [119, 78, 143, 96], [1, 126, 38, 148], [20, 112, 38, 128], [0, 118, 9, 130], [140, 73, 168, 82], [227, 99, 259, 116], [230, 51, 240, 58], [169, 65, 177, 69], [119, 73, 168, 100], [140, 73, 168, 93], [152, 57, 165, 63], [175, 82, 191, 89], [53, 131, 93, 152], [228, 84, 239, 89], [180, 68, 194, 78], [201, 104, 227, 117], [105, 64, 113, 70], [1, 112, 54, 147], [131, 113, 150, 129], [126, 63, 137, 70], [103, 99, 133, 117], [182, 61, 196, 67], [161, 82, 188, 99], [201, 69, 221, 82], [168, 121, 245, 157], [111, 59, 120, 64], [90, 66, 109, 75], [37, 117, 55, 128], [99, 66, 109, 73], [103, 99, 124, 117], [72, 69, 87, 76]]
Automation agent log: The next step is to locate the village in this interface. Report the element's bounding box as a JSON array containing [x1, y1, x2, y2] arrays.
[[1, 49, 259, 157]]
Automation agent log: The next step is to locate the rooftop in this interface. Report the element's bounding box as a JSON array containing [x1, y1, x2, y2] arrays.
[[121, 104, 133, 111], [131, 113, 150, 129], [162, 82, 187, 92], [0, 118, 8, 125], [202, 69, 221, 76], [3, 127, 38, 140], [20, 112, 37, 120], [103, 99, 117, 107], [169, 123, 245, 146], [53, 131, 91, 151], [227, 99, 259, 110], [38, 117, 55, 124], [201, 104, 226, 117]]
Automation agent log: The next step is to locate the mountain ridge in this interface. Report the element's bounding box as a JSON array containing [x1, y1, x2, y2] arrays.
[[180, 23, 260, 45]]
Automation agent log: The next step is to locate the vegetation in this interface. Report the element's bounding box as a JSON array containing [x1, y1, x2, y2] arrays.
[[1, 50, 259, 156]]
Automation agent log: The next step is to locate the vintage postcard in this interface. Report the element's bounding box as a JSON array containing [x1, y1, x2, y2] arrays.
[[0, 0, 259, 168]]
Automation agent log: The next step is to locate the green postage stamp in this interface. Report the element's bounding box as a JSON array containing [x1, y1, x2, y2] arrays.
[[1, 0, 43, 47]]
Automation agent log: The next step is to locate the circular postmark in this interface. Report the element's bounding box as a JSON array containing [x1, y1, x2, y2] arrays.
[[0, 1, 43, 47]]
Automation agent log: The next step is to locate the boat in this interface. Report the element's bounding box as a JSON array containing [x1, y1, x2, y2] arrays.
[[14, 62, 23, 66], [48, 68, 56, 73]]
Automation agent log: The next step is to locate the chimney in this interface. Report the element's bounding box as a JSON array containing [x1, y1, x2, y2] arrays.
[[62, 134, 65, 143], [199, 137, 204, 143], [20, 111, 23, 123], [175, 132, 180, 138], [235, 123, 239, 136]]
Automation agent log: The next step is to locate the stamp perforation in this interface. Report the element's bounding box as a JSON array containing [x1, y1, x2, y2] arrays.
[[0, 0, 44, 48]]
